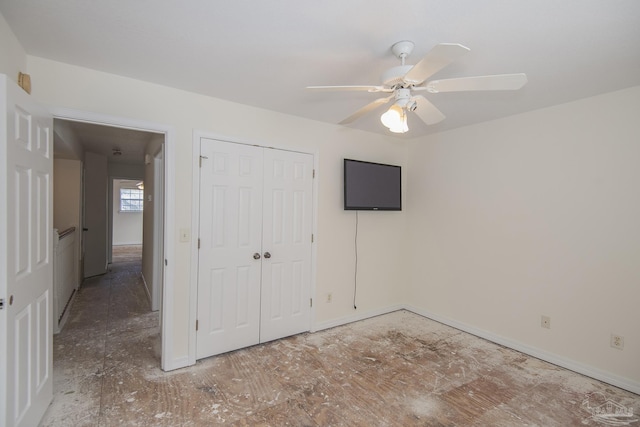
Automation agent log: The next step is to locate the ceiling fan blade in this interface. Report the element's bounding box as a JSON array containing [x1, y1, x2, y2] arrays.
[[339, 96, 393, 125], [412, 95, 446, 126], [426, 73, 528, 93], [403, 43, 470, 85], [307, 85, 389, 93]]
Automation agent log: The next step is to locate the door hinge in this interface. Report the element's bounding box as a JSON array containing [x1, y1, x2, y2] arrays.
[[196, 319, 199, 331], [165, 259, 168, 266], [310, 298, 313, 308], [313, 169, 315, 178], [198, 238, 201, 249], [0, 298, 4, 310], [311, 234, 314, 243]]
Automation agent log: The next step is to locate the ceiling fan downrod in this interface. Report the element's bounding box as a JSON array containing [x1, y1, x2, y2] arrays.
[[391, 40, 415, 66]]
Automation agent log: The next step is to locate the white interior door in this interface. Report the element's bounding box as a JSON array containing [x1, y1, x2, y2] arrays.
[[82, 152, 108, 278], [196, 139, 314, 359], [0, 75, 54, 427], [260, 149, 313, 343], [196, 139, 263, 358]]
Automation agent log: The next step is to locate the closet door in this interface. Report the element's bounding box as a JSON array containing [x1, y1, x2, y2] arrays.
[[196, 139, 314, 359], [196, 139, 263, 359], [260, 149, 313, 343]]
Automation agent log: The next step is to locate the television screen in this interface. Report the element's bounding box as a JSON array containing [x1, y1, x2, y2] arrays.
[[344, 159, 401, 211]]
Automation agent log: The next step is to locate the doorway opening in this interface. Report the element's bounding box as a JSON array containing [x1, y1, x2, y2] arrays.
[[111, 178, 144, 261], [52, 111, 174, 370]]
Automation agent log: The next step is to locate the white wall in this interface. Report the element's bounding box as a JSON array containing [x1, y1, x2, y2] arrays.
[[406, 86, 640, 388], [0, 11, 26, 84], [112, 179, 143, 245], [26, 56, 410, 366]]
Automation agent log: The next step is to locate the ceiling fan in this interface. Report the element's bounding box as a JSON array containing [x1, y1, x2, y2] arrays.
[[307, 41, 527, 133]]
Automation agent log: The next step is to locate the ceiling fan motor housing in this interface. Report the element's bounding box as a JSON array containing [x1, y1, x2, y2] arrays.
[[393, 88, 417, 111], [381, 65, 413, 87]]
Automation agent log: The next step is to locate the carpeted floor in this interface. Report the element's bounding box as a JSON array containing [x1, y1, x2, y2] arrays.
[[42, 257, 639, 426]]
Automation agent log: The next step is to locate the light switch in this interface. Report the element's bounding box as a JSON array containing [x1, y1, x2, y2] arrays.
[[179, 228, 190, 242]]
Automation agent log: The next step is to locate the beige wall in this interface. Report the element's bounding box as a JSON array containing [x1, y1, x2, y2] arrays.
[[53, 158, 82, 232], [406, 86, 640, 386], [26, 55, 410, 366], [53, 158, 83, 285]]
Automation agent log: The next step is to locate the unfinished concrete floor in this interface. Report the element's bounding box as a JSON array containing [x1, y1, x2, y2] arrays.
[[42, 253, 639, 426]]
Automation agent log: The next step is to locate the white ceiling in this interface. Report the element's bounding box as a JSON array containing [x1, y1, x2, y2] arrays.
[[2, 0, 640, 138]]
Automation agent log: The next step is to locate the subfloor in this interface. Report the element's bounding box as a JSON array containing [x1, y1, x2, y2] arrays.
[[111, 244, 143, 263], [43, 253, 639, 426]]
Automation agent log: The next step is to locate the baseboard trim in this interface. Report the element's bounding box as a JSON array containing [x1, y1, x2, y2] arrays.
[[311, 304, 405, 333], [141, 273, 152, 307], [403, 305, 640, 395], [54, 289, 76, 335]]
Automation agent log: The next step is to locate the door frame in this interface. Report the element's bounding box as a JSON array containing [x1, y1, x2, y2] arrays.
[[151, 149, 164, 312], [49, 107, 179, 371], [190, 130, 319, 365]]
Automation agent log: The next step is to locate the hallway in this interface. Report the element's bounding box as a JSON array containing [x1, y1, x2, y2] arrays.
[[41, 248, 639, 426], [44, 246, 160, 425]]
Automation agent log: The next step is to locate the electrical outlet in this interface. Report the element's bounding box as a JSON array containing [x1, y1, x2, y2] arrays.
[[541, 315, 551, 329], [326, 293, 332, 303], [611, 334, 624, 350]]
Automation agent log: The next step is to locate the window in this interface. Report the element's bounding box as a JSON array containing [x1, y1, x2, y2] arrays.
[[120, 188, 143, 212]]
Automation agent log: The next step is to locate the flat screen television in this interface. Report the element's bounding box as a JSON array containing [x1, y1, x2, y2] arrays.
[[344, 158, 402, 211]]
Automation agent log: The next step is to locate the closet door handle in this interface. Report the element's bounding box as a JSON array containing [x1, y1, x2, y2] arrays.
[[263, 252, 271, 259], [253, 253, 261, 260]]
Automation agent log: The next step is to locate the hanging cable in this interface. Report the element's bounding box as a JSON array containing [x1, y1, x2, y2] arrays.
[[354, 211, 358, 309]]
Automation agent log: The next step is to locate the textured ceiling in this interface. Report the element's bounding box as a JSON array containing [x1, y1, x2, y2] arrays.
[[2, 0, 640, 138]]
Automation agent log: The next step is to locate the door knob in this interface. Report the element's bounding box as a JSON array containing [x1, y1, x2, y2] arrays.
[[253, 253, 261, 260], [263, 252, 271, 259]]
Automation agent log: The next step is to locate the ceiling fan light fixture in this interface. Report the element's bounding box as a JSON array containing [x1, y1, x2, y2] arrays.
[[308, 41, 527, 133], [381, 104, 408, 133]]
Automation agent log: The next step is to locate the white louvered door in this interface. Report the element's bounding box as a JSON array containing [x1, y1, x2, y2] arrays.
[[196, 138, 313, 359]]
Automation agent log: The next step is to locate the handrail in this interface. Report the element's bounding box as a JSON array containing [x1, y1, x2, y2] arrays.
[[58, 226, 76, 239]]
